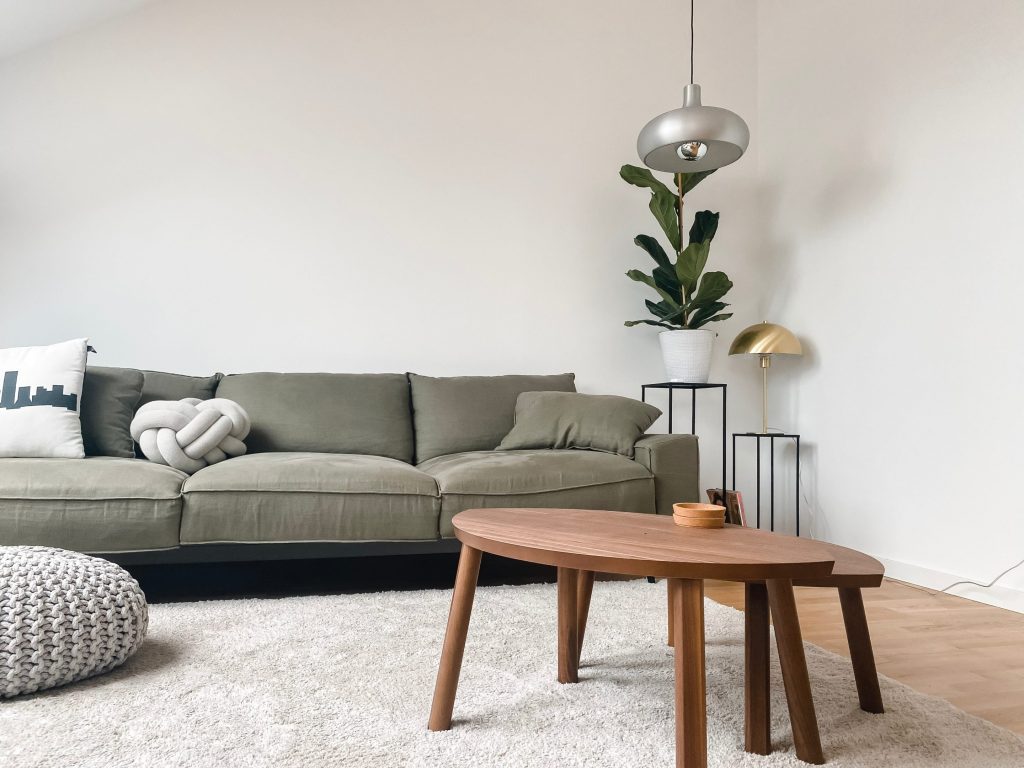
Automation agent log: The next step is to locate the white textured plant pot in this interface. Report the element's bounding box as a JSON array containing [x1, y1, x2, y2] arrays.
[[659, 329, 715, 383]]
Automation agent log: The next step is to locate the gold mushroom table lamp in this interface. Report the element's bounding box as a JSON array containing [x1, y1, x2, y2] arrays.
[[728, 321, 803, 435]]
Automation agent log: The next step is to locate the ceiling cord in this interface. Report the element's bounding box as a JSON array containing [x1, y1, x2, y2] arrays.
[[689, 0, 695, 84]]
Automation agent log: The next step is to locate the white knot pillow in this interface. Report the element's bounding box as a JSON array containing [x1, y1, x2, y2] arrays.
[[130, 397, 250, 474]]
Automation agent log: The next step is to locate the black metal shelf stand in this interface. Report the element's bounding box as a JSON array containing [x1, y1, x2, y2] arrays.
[[731, 432, 801, 536], [641, 382, 727, 498]]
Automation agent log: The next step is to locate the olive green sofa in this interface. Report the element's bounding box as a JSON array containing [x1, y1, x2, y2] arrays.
[[0, 371, 699, 565]]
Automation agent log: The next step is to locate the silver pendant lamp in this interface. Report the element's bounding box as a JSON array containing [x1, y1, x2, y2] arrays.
[[637, 0, 749, 173]]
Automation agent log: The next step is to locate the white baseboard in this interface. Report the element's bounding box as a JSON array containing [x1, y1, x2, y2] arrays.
[[878, 557, 1024, 614]]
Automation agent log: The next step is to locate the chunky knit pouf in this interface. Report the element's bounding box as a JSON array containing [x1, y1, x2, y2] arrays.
[[0, 547, 148, 698]]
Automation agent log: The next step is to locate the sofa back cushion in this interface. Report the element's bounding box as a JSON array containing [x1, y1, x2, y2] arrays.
[[409, 373, 576, 463], [138, 370, 223, 407], [216, 372, 414, 462], [81, 366, 144, 458]]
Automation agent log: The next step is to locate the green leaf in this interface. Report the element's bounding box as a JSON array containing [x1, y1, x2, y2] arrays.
[[687, 301, 728, 328], [688, 210, 719, 245], [620, 164, 674, 197], [620, 165, 680, 252], [638, 240, 682, 297], [679, 169, 716, 196], [645, 299, 671, 318], [652, 265, 681, 298], [687, 312, 732, 330], [675, 241, 711, 296], [625, 319, 679, 329], [649, 190, 681, 252], [646, 300, 684, 322], [633, 234, 672, 272], [691, 271, 733, 306], [626, 269, 681, 308]]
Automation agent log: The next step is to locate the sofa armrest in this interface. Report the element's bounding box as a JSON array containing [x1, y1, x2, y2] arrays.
[[633, 434, 700, 516]]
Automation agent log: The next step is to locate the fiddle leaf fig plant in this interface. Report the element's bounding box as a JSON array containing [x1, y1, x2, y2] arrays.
[[620, 164, 734, 330]]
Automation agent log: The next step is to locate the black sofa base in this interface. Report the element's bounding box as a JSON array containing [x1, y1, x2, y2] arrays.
[[106, 539, 463, 566]]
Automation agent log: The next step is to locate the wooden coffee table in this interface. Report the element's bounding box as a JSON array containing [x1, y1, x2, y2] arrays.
[[427, 508, 837, 768]]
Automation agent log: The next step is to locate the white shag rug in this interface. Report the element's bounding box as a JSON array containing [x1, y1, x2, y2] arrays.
[[1, 580, 1022, 768]]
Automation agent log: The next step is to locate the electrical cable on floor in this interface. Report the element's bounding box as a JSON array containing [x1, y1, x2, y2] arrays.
[[938, 556, 1024, 594]]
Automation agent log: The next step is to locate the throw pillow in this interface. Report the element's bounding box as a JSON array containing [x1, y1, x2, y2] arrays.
[[80, 366, 145, 458], [0, 338, 89, 458], [130, 398, 251, 474], [497, 391, 662, 458]]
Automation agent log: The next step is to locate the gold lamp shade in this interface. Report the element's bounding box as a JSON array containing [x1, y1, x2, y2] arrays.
[[728, 322, 803, 356], [729, 322, 802, 434]]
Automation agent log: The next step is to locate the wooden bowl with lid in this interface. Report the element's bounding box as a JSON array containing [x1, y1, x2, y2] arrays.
[[672, 502, 726, 529]]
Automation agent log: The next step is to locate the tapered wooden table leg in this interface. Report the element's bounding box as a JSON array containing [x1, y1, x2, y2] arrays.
[[672, 578, 707, 768], [428, 545, 482, 731], [667, 577, 679, 646], [745, 581, 771, 755], [576, 570, 595, 659], [557, 567, 579, 683], [838, 587, 884, 714], [766, 579, 824, 765]]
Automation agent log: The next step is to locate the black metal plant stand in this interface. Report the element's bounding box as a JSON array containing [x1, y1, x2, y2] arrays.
[[731, 432, 801, 536], [641, 383, 727, 498]]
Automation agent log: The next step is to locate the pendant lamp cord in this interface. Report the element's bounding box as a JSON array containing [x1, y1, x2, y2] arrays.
[[689, 0, 695, 84]]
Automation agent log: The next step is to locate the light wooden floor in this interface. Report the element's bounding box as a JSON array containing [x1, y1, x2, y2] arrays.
[[704, 577, 1024, 735]]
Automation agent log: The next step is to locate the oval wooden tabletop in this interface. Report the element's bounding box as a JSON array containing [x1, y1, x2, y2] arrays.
[[453, 508, 836, 581], [793, 540, 884, 588]]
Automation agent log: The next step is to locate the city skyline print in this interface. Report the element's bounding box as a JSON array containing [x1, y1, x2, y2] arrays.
[[0, 370, 79, 412]]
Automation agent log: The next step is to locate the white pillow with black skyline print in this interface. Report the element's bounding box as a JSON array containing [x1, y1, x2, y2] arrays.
[[0, 338, 88, 458]]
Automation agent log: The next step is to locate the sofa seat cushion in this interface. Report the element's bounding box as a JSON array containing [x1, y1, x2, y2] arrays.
[[418, 450, 655, 538], [0, 458, 186, 553], [181, 453, 440, 544]]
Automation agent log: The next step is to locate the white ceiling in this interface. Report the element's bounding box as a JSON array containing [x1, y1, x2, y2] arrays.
[[0, 0, 156, 59]]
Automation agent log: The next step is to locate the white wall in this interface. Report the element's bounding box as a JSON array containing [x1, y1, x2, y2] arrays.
[[757, 0, 1024, 610], [0, 0, 157, 58]]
